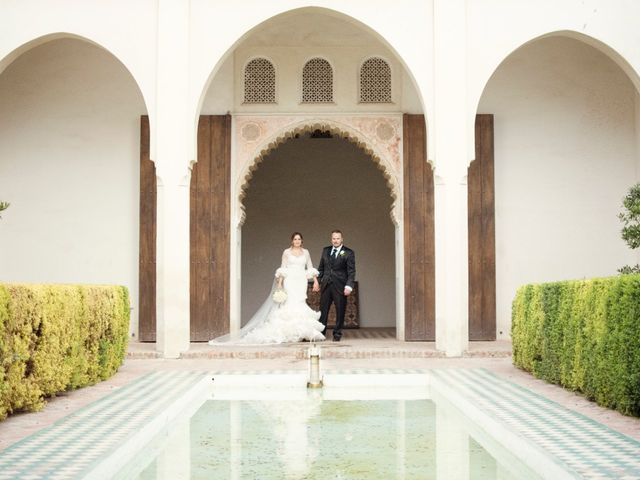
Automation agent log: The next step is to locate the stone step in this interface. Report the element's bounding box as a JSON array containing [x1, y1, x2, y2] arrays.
[[126, 341, 512, 360]]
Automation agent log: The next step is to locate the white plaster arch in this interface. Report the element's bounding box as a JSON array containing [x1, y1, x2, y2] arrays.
[[468, 28, 640, 166], [230, 114, 406, 341], [0, 32, 152, 161], [234, 116, 402, 228], [0, 31, 152, 126], [191, 5, 430, 166]]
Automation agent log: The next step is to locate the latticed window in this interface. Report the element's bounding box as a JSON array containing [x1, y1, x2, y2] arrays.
[[360, 57, 392, 103], [243, 58, 276, 103], [302, 58, 333, 103]]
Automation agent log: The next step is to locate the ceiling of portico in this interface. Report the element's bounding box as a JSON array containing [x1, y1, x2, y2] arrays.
[[242, 11, 376, 47]]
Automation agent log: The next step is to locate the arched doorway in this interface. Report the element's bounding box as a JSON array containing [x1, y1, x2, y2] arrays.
[[240, 128, 397, 334], [0, 36, 148, 338], [183, 113, 434, 342], [176, 7, 435, 344], [475, 33, 640, 340]]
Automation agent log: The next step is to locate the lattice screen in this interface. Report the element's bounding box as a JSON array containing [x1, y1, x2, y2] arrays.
[[302, 58, 333, 103], [360, 57, 392, 103], [243, 58, 276, 103]]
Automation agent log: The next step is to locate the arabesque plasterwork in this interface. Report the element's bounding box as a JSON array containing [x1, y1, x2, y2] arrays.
[[234, 114, 403, 227]]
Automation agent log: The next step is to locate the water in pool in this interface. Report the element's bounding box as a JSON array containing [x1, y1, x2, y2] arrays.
[[115, 389, 540, 479]]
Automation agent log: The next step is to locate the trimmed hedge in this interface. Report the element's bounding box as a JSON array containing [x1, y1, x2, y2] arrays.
[[512, 275, 640, 416], [0, 284, 129, 420]]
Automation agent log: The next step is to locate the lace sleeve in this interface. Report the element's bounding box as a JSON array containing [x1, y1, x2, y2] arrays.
[[275, 249, 288, 278], [305, 249, 319, 279]]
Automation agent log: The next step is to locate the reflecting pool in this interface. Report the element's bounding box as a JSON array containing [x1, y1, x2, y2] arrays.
[[114, 387, 540, 479]]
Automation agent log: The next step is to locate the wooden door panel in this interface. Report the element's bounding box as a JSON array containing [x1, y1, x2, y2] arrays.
[[190, 115, 231, 341], [403, 114, 435, 341], [138, 116, 156, 342], [468, 114, 496, 340], [138, 115, 231, 343]]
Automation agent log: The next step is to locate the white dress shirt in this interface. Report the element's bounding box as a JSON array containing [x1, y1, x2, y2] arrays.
[[330, 245, 352, 293]]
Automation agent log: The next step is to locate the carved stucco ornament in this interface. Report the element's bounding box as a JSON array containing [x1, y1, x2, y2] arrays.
[[234, 115, 403, 227]]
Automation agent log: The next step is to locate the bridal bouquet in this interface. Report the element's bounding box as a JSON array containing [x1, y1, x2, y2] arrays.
[[272, 288, 287, 304]]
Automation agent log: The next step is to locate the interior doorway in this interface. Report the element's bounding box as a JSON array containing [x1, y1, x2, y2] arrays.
[[240, 131, 397, 332]]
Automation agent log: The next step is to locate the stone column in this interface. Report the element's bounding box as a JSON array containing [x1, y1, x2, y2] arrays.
[[433, 0, 469, 356], [154, 0, 191, 358]]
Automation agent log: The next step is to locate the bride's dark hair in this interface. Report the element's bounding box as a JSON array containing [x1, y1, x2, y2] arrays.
[[290, 232, 304, 245]]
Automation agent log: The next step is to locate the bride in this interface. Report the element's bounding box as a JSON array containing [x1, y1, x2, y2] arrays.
[[209, 232, 326, 344]]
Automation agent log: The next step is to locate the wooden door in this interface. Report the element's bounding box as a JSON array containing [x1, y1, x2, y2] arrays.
[[138, 115, 231, 342], [403, 114, 436, 341], [139, 116, 156, 342], [468, 114, 496, 340], [190, 115, 231, 341]]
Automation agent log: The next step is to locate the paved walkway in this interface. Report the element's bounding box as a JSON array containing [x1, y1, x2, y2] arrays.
[[1, 353, 638, 453]]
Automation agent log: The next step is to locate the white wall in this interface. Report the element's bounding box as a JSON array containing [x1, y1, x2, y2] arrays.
[[232, 46, 409, 113], [478, 36, 638, 338], [190, 2, 433, 158], [241, 135, 395, 327], [200, 22, 423, 115], [200, 55, 234, 115], [466, 1, 640, 162], [0, 0, 157, 127], [0, 39, 146, 336]]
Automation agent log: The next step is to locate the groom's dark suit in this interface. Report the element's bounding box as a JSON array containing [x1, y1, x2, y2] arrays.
[[317, 245, 356, 340]]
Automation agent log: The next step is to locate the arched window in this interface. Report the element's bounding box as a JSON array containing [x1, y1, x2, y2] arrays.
[[243, 58, 276, 103], [302, 58, 333, 103], [360, 57, 392, 103]]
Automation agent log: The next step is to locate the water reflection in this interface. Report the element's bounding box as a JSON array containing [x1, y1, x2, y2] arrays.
[[121, 388, 540, 480], [245, 390, 322, 479]]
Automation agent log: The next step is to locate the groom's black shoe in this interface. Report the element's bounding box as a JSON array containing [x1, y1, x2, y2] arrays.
[[332, 336, 341, 342]]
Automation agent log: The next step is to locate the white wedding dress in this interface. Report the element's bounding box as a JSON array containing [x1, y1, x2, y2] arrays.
[[209, 248, 325, 344]]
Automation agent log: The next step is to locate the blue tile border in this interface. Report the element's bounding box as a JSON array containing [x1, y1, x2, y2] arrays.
[[430, 369, 640, 480], [2, 368, 638, 479], [0, 371, 207, 480]]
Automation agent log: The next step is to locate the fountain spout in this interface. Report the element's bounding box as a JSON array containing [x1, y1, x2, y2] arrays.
[[307, 343, 323, 388]]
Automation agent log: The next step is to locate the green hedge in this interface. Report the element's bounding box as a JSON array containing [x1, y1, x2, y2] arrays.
[[512, 275, 640, 416], [0, 284, 129, 420]]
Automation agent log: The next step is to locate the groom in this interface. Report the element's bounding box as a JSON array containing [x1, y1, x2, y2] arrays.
[[313, 230, 356, 342]]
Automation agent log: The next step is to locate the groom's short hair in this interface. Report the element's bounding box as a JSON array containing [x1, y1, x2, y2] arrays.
[[331, 229, 343, 236]]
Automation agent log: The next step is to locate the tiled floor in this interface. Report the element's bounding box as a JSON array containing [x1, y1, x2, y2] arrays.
[[0, 372, 206, 480], [2, 367, 639, 479], [430, 369, 640, 479], [1, 352, 639, 479]]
